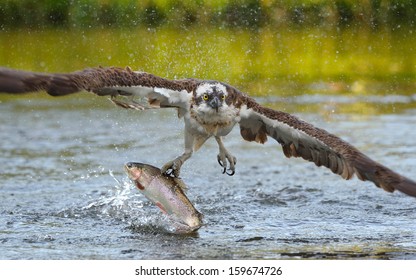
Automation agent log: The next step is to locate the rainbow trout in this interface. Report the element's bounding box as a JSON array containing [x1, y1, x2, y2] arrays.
[[124, 162, 203, 233]]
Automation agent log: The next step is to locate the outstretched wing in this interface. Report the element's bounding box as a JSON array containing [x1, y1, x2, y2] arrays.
[[0, 66, 198, 112], [237, 96, 416, 197]]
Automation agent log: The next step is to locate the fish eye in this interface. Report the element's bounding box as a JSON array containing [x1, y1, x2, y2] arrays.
[[203, 94, 209, 100]]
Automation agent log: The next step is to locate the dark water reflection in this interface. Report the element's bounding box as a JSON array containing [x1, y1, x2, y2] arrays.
[[1, 94, 415, 259]]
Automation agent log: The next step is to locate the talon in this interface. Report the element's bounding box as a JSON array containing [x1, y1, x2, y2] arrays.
[[215, 137, 237, 177], [164, 168, 174, 177], [217, 156, 224, 167], [161, 155, 189, 178], [226, 169, 235, 176], [217, 152, 237, 176], [161, 161, 180, 178]]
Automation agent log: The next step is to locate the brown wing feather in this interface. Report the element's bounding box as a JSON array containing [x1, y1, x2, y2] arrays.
[[0, 67, 74, 94], [237, 95, 416, 197], [0, 66, 197, 96]]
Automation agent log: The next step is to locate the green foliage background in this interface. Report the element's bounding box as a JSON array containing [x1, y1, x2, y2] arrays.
[[1, 0, 415, 114], [1, 0, 415, 29]]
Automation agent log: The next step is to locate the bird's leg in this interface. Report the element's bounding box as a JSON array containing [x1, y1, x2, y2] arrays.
[[161, 131, 194, 178], [215, 136, 237, 176]]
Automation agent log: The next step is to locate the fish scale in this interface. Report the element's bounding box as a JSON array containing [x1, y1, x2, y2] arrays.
[[124, 162, 203, 234]]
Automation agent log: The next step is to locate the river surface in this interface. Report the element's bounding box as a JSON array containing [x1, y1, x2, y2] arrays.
[[1, 93, 416, 259]]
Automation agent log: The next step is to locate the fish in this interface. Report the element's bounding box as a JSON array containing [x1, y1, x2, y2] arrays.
[[124, 162, 203, 233]]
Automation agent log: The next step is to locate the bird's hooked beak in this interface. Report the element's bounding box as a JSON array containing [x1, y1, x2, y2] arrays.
[[208, 96, 221, 112]]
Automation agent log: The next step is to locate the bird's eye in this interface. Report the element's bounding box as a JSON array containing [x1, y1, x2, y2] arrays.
[[203, 94, 209, 100], [221, 95, 226, 100]]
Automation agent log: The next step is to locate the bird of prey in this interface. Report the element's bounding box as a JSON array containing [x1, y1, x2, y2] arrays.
[[1, 66, 416, 198]]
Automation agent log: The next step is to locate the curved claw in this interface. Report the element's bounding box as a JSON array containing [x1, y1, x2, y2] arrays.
[[221, 167, 235, 175], [161, 160, 181, 178], [217, 153, 237, 176], [163, 168, 175, 177], [217, 157, 224, 168], [225, 169, 235, 176]]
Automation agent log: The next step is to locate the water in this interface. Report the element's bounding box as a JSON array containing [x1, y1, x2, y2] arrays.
[[1, 94, 416, 259]]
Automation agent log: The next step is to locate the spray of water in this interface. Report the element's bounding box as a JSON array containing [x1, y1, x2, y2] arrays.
[[79, 169, 179, 234], [82, 170, 143, 218]]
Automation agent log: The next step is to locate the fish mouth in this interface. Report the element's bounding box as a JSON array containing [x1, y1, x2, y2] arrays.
[[124, 162, 143, 180]]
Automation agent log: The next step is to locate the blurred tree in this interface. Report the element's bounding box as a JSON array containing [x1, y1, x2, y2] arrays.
[[0, 0, 415, 30]]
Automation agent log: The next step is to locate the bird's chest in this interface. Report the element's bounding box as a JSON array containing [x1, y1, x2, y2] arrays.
[[187, 107, 239, 136]]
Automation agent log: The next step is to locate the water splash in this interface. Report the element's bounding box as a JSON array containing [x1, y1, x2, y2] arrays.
[[82, 170, 144, 219], [78, 170, 182, 234]]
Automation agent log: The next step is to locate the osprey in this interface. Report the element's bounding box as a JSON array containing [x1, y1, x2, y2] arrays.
[[1, 66, 416, 197]]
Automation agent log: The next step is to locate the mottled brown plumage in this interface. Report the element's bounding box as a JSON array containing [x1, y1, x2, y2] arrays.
[[1, 66, 415, 198]]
